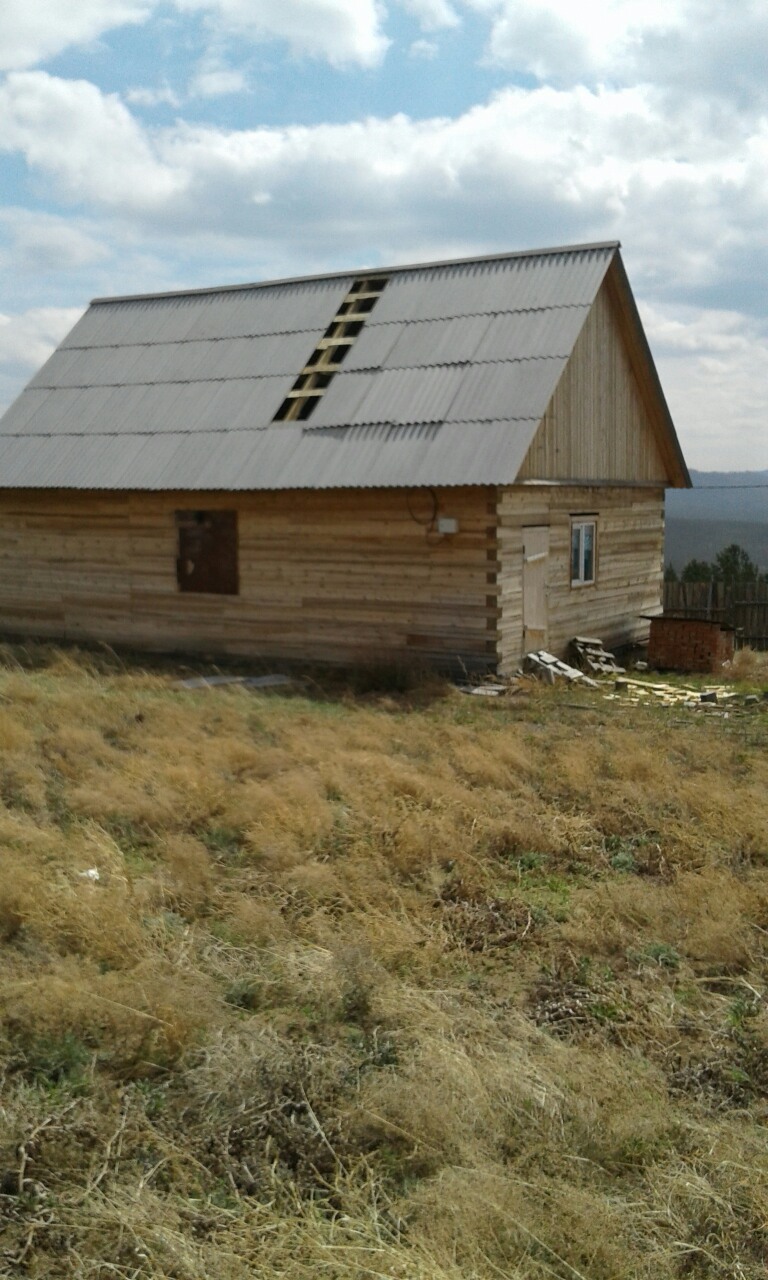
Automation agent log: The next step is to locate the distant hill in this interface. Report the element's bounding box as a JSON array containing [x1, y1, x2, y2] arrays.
[[667, 470, 768, 523], [665, 470, 768, 572]]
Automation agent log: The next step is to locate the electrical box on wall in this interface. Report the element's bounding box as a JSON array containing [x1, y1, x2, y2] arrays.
[[437, 516, 459, 535]]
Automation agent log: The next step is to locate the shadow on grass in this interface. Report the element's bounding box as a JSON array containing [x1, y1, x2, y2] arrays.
[[0, 636, 468, 711]]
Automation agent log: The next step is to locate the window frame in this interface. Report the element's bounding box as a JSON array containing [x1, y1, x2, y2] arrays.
[[570, 518, 597, 588]]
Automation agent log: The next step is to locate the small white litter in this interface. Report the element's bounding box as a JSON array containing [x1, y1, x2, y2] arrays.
[[175, 673, 296, 691], [77, 868, 100, 882], [458, 682, 509, 697]]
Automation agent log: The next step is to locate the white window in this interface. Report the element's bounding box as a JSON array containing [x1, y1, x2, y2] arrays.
[[571, 520, 596, 586]]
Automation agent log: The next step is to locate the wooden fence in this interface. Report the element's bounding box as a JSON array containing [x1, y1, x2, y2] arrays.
[[663, 581, 768, 650]]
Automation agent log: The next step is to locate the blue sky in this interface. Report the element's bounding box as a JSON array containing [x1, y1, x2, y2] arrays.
[[1, 0, 767, 470]]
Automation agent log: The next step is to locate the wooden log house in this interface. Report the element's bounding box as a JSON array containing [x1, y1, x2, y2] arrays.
[[0, 242, 690, 670]]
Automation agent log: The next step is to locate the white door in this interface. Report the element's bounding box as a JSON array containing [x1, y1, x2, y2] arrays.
[[523, 526, 549, 652]]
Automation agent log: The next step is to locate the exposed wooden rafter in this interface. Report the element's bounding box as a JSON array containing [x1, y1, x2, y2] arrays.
[[273, 277, 389, 423]]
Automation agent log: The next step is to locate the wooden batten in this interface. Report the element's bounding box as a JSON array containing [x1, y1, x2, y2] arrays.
[[0, 487, 498, 669]]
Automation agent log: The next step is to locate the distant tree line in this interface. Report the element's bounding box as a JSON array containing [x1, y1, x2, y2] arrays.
[[665, 543, 768, 584]]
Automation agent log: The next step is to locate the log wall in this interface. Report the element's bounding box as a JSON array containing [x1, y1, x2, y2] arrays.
[[497, 485, 665, 671], [0, 487, 498, 668]]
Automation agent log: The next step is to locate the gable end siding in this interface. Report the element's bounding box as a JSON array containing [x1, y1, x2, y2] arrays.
[[517, 278, 670, 485]]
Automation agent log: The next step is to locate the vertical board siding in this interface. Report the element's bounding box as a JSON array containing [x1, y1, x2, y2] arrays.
[[517, 280, 669, 485], [0, 487, 496, 667], [498, 485, 665, 670]]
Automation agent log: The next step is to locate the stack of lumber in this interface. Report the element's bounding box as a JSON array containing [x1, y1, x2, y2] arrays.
[[524, 650, 599, 686], [571, 636, 625, 675]]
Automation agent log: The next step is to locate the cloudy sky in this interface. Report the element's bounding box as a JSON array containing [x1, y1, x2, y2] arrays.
[[1, 0, 767, 471]]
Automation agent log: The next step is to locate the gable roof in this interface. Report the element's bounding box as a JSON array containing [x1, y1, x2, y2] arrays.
[[0, 242, 688, 490]]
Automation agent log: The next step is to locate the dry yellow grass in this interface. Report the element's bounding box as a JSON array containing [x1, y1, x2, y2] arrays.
[[0, 643, 767, 1278], [726, 645, 768, 683]]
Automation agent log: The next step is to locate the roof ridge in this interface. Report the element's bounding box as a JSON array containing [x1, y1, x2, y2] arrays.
[[90, 242, 620, 307]]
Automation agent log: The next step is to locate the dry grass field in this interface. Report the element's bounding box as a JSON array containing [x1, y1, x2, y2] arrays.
[[1, 643, 767, 1279]]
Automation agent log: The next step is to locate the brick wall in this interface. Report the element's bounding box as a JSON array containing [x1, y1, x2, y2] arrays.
[[648, 617, 734, 674]]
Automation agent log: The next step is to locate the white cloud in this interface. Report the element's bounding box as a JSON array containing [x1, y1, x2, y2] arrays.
[[171, 0, 390, 68], [0, 305, 84, 417], [0, 0, 392, 74], [0, 0, 152, 71], [465, 0, 673, 82], [126, 85, 182, 108], [0, 306, 83, 368], [2, 74, 766, 308], [0, 209, 110, 273], [0, 73, 185, 209], [398, 0, 460, 30], [465, 0, 768, 115], [409, 39, 440, 58], [643, 303, 768, 469], [641, 303, 758, 358], [633, 0, 768, 110], [190, 63, 248, 97]]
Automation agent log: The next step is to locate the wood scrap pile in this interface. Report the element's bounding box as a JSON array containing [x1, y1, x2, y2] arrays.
[[604, 677, 761, 711], [524, 650, 598, 687], [570, 636, 625, 675]]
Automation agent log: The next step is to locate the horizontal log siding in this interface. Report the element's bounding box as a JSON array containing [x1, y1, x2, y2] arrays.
[[0, 487, 497, 667], [498, 485, 665, 671], [517, 280, 669, 485]]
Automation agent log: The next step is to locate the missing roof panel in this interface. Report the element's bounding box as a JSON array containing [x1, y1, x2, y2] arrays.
[[273, 276, 388, 423]]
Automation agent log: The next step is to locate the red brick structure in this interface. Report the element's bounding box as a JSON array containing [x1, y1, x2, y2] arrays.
[[647, 616, 735, 674]]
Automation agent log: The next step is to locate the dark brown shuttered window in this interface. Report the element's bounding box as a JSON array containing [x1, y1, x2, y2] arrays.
[[176, 511, 239, 595]]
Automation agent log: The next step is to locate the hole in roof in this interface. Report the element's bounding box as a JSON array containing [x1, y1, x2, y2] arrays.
[[272, 277, 389, 426]]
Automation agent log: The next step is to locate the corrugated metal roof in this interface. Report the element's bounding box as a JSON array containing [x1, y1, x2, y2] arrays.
[[61, 278, 353, 348], [2, 378, 294, 437], [312, 357, 567, 428], [32, 331, 319, 388], [345, 314, 493, 372], [312, 366, 467, 428], [0, 241, 686, 490], [447, 358, 569, 423], [473, 306, 590, 363], [0, 420, 540, 490], [369, 248, 612, 325], [341, 322, 404, 372]]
